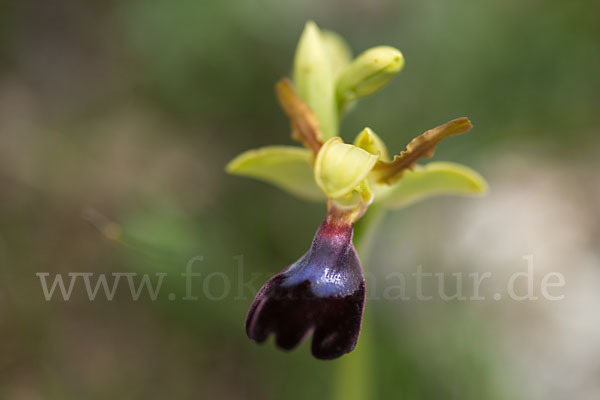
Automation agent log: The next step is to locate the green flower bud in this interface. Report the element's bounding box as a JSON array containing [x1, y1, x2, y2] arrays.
[[336, 46, 404, 107]]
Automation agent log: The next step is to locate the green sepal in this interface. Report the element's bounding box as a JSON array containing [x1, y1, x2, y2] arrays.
[[321, 29, 352, 76], [226, 146, 324, 201], [293, 21, 338, 140], [378, 161, 488, 209]]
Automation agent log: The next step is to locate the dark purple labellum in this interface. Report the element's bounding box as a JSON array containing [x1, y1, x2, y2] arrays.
[[245, 217, 366, 360]]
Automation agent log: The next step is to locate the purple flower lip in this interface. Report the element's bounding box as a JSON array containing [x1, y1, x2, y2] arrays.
[[245, 217, 366, 360]]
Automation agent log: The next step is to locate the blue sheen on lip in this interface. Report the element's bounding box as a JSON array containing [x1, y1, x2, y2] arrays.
[[281, 222, 363, 298], [245, 217, 366, 359]]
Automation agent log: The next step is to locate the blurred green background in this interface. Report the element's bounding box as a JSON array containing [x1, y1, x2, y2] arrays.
[[1, 0, 599, 399]]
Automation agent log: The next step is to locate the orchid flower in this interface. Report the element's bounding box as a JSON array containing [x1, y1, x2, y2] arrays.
[[226, 21, 487, 360]]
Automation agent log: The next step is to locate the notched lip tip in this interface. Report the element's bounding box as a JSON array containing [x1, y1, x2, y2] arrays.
[[247, 330, 356, 361]]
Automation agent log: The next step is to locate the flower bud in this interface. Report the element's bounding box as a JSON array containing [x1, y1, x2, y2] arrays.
[[336, 46, 404, 106]]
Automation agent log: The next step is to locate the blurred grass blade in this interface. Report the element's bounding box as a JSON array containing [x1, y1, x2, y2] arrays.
[[379, 161, 488, 209]]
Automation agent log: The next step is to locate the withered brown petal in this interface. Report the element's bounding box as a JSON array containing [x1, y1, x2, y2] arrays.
[[275, 78, 324, 155], [372, 117, 473, 185]]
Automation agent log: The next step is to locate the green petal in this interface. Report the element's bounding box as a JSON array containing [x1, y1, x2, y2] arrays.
[[293, 21, 338, 140], [321, 29, 352, 76], [353, 127, 390, 161], [226, 146, 324, 201], [378, 162, 488, 209], [315, 137, 378, 199]]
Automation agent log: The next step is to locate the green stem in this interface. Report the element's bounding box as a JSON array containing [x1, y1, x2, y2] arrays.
[[353, 204, 385, 258], [331, 205, 385, 400]]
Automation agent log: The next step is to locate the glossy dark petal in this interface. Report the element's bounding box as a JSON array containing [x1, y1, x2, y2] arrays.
[[245, 219, 366, 360]]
